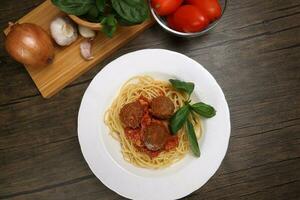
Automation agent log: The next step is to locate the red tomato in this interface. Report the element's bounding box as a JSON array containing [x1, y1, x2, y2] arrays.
[[167, 14, 183, 32], [186, 0, 222, 22], [151, 0, 183, 16], [173, 5, 209, 32]]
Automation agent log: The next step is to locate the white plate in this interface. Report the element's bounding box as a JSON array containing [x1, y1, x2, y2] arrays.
[[78, 49, 231, 200]]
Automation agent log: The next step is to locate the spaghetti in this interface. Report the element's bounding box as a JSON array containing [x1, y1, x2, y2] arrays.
[[104, 75, 202, 169]]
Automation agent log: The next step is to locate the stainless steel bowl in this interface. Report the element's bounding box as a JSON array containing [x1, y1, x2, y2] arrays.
[[149, 0, 228, 37]]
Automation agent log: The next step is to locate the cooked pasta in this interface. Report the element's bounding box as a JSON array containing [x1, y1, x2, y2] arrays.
[[104, 75, 202, 169]]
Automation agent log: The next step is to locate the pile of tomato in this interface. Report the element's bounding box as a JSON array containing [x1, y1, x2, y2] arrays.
[[151, 0, 222, 33]]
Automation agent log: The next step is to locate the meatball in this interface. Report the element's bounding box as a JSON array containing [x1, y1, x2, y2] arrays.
[[150, 96, 175, 119], [119, 101, 144, 128], [143, 121, 170, 151]]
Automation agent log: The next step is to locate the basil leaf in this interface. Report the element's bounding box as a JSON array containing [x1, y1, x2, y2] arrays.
[[51, 0, 94, 16], [87, 5, 99, 19], [186, 119, 200, 157], [80, 5, 100, 22], [101, 15, 117, 38], [191, 102, 216, 118], [98, 15, 105, 22], [169, 79, 195, 96], [96, 0, 106, 13], [170, 105, 190, 135], [81, 14, 100, 23], [111, 0, 148, 24], [117, 17, 139, 26]]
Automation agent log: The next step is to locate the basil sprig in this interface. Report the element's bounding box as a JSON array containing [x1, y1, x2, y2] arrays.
[[51, 0, 149, 37], [169, 79, 216, 157]]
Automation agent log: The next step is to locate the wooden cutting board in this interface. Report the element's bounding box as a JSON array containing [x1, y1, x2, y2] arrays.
[[4, 0, 154, 98]]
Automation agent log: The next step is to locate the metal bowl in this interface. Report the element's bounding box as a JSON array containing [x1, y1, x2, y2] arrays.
[[149, 0, 228, 37]]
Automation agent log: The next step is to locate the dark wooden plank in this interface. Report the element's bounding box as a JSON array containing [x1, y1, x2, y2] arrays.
[[0, 0, 300, 199], [7, 177, 121, 200], [186, 158, 300, 199]]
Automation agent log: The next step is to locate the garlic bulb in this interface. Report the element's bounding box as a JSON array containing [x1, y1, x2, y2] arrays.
[[78, 25, 96, 38], [50, 17, 78, 46]]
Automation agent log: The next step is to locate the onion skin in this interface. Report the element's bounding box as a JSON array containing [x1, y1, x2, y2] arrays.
[[5, 23, 54, 67]]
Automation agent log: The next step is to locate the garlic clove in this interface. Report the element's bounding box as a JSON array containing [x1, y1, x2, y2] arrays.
[[50, 17, 78, 46], [80, 39, 94, 60], [78, 25, 96, 38]]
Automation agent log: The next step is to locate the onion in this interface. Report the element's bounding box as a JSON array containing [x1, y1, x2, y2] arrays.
[[5, 22, 54, 67]]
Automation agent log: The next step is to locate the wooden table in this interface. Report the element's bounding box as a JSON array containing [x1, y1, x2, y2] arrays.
[[1, 0, 299, 199]]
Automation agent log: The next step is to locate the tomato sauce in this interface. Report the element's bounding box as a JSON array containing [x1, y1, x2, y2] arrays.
[[124, 96, 179, 158]]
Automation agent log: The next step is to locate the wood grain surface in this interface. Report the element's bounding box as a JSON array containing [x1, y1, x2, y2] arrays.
[[3, 0, 153, 98], [1, 0, 300, 199]]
